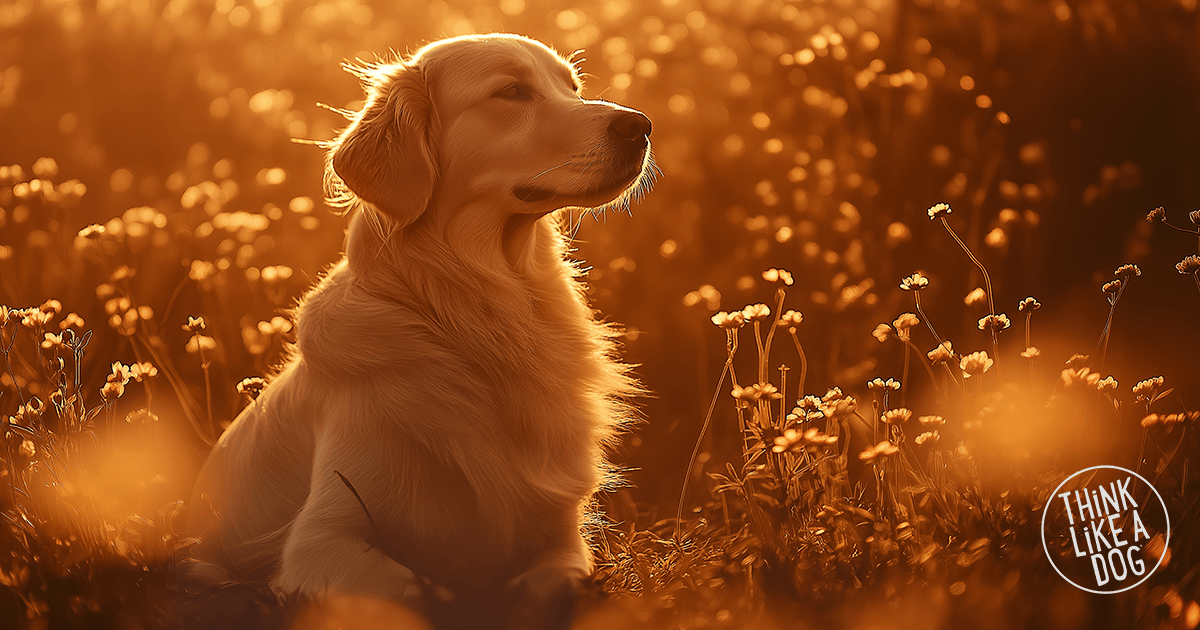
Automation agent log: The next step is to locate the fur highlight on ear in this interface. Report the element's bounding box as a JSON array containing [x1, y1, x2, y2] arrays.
[[324, 59, 436, 226]]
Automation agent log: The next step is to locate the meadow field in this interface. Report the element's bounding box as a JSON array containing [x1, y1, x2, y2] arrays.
[[1, 0, 1199, 628]]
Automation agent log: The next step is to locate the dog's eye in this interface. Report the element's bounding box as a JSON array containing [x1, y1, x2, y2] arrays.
[[494, 84, 531, 101]]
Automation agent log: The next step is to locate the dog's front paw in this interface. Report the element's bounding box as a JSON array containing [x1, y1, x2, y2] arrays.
[[506, 566, 586, 630]]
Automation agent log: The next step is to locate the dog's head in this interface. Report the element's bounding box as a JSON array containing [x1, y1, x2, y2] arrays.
[[325, 34, 654, 229]]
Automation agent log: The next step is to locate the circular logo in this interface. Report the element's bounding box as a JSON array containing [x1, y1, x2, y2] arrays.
[[1041, 465, 1170, 594]]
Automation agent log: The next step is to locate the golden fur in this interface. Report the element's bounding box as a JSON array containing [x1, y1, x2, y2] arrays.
[[186, 33, 653, 625]]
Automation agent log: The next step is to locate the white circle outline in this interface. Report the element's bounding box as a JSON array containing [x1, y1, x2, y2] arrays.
[[1041, 465, 1171, 594]]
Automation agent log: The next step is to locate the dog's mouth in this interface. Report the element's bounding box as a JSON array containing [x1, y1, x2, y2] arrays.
[[513, 156, 648, 205]]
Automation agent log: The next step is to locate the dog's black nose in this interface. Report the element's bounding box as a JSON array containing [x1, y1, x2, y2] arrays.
[[610, 111, 652, 141]]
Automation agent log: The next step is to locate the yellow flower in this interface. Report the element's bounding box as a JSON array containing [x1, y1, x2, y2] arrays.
[[881, 408, 913, 424], [918, 415, 945, 427], [100, 380, 125, 403], [130, 362, 158, 382], [960, 351, 993, 378], [977, 313, 1011, 333], [711, 311, 745, 329], [928, 341, 954, 363], [1060, 367, 1100, 389], [1114, 264, 1141, 278], [1133, 376, 1165, 403], [20, 310, 52, 328], [108, 362, 131, 387], [893, 313, 919, 331], [77, 224, 106, 239], [964, 287, 987, 306], [186, 335, 217, 354], [41, 332, 64, 350], [59, 312, 85, 330], [1021, 346, 1040, 359], [1018, 297, 1041, 312], [39, 299, 62, 315], [1177, 254, 1200, 275], [859, 440, 899, 463], [914, 431, 940, 446], [1097, 376, 1118, 393], [761, 268, 794, 286], [867, 378, 901, 392], [899, 272, 930, 291], [777, 310, 803, 329], [741, 303, 771, 323], [927, 202, 952, 220], [183, 316, 207, 332], [773, 427, 837, 453], [18, 440, 35, 459], [872, 323, 893, 343], [1102, 280, 1122, 295]]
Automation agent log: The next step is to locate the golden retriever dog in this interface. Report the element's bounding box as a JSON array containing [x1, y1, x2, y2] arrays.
[[184, 33, 653, 630]]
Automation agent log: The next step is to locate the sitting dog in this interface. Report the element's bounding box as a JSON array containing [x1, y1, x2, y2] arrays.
[[186, 33, 653, 629]]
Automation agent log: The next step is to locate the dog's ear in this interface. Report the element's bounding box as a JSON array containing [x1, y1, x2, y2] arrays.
[[326, 61, 435, 227]]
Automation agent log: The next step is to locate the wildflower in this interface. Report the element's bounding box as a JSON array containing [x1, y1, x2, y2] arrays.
[[0, 305, 9, 326], [1065, 354, 1090, 369], [1146, 207, 1165, 222], [977, 313, 1011, 333], [39, 299, 62, 315], [1114, 264, 1142, 278], [108, 362, 131, 387], [125, 409, 159, 424], [919, 415, 945, 427], [59, 312, 85, 330], [19, 440, 35, 459], [237, 376, 268, 399], [914, 431, 940, 446], [1177, 254, 1200, 275], [899, 272, 930, 291], [41, 332, 64, 350], [964, 287, 987, 306], [110, 265, 136, 282], [1190, 209, 1200, 225], [20, 310, 52, 328], [822, 387, 844, 403], [741, 303, 771, 322], [190, 260, 217, 282], [859, 440, 899, 463], [1133, 376, 1165, 403], [1060, 367, 1100, 389], [893, 312, 919, 332], [1140, 413, 1197, 427], [881, 408, 913, 424], [1020, 346, 1041, 359], [129, 362, 158, 381], [184, 316, 207, 332], [867, 378, 901, 392], [928, 341, 954, 363], [773, 427, 837, 453], [1102, 280, 1122, 295], [960, 351, 993, 378], [77, 224, 106, 239], [1018, 297, 1041, 312], [872, 323, 893, 343], [711, 311, 745, 329], [186, 335, 217, 354], [761, 268, 794, 285], [100, 380, 124, 403], [796, 395, 823, 413], [927, 202, 952, 220], [1097, 376, 1118, 393], [777, 310, 803, 329]]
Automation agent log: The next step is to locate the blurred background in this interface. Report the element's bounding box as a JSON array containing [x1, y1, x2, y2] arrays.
[[1, 0, 1200, 625]]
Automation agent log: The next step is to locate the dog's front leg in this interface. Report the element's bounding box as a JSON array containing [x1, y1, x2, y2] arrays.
[[272, 440, 424, 608]]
